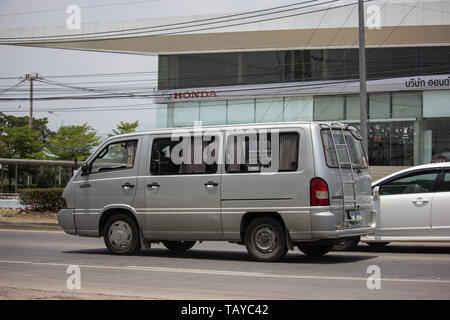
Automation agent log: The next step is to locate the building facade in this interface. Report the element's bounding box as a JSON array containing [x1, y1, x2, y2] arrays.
[[155, 47, 450, 167]]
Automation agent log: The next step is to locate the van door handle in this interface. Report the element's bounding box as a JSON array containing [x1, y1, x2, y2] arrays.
[[121, 183, 135, 190], [147, 182, 160, 189], [204, 181, 219, 188], [79, 183, 91, 188]]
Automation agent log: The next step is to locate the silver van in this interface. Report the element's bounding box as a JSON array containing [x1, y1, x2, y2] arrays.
[[58, 122, 375, 261]]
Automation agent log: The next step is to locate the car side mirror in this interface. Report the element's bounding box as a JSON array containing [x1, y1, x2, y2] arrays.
[[81, 163, 90, 175], [372, 186, 380, 200]]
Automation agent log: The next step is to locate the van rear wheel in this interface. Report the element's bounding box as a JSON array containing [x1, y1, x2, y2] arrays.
[[103, 214, 141, 255], [245, 217, 288, 262], [298, 244, 332, 256], [162, 241, 196, 252]]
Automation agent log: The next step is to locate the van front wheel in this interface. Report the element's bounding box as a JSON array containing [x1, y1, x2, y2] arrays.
[[162, 241, 196, 252], [103, 214, 141, 255], [245, 217, 288, 262]]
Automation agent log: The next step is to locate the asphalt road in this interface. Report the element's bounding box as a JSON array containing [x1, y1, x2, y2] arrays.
[[0, 229, 450, 299]]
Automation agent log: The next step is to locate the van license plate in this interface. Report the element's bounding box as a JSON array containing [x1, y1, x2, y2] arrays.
[[348, 210, 362, 221]]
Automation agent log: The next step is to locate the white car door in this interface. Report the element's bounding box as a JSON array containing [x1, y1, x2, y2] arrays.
[[431, 169, 450, 238], [376, 170, 439, 238]]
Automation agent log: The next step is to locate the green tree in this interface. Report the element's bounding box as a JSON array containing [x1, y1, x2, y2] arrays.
[[0, 112, 53, 146], [46, 124, 101, 165], [0, 125, 43, 159], [0, 125, 44, 191], [108, 120, 139, 137]]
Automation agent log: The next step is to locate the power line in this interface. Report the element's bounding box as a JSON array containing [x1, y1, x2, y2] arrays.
[[0, 1, 366, 42], [0, 0, 319, 40], [0, 0, 161, 17], [0, 79, 26, 94]]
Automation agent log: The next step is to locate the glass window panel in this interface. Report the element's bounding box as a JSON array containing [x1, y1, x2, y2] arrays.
[[225, 132, 299, 173], [200, 100, 226, 125], [423, 90, 450, 118], [284, 97, 313, 121], [443, 172, 450, 192], [227, 99, 255, 124], [369, 93, 390, 120], [390, 47, 420, 78], [91, 140, 137, 174], [346, 95, 360, 120], [173, 102, 200, 127], [255, 98, 284, 123], [367, 47, 390, 79], [392, 92, 422, 119], [379, 171, 438, 195], [156, 104, 168, 128], [150, 136, 218, 175], [314, 96, 344, 121]]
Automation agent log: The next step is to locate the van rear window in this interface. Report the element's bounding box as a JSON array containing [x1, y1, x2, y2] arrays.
[[321, 129, 368, 168]]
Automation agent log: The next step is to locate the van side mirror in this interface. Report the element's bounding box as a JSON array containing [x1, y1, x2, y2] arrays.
[[372, 186, 380, 200], [81, 163, 90, 175]]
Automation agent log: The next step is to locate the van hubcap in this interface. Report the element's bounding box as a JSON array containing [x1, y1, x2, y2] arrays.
[[253, 226, 277, 253], [108, 221, 133, 250]]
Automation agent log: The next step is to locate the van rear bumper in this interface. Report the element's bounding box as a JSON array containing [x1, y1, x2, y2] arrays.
[[57, 209, 77, 235], [311, 226, 375, 239]]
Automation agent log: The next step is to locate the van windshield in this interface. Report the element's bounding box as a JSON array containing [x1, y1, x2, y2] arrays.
[[321, 129, 368, 168]]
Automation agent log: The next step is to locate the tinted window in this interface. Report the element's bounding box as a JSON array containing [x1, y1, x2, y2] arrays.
[[225, 132, 299, 173], [150, 136, 218, 175], [158, 47, 450, 90], [379, 171, 438, 195], [441, 172, 450, 192], [91, 140, 137, 174]]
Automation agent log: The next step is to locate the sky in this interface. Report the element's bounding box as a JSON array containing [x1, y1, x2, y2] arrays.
[[0, 0, 292, 136]]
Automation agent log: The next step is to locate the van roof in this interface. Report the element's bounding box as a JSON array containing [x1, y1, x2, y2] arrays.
[[107, 121, 349, 141]]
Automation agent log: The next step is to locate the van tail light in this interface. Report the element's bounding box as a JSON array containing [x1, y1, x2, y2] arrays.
[[311, 178, 330, 206]]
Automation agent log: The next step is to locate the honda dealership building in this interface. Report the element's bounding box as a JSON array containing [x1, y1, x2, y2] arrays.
[[2, 0, 450, 167]]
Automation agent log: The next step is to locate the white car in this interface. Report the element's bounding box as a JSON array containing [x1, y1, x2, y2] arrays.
[[333, 162, 450, 250]]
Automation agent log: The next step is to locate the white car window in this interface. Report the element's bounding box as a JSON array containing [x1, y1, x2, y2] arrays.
[[379, 171, 438, 196]]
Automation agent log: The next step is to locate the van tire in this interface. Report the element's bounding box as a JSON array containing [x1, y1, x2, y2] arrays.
[[103, 214, 141, 255], [298, 244, 332, 256], [245, 217, 288, 262], [332, 237, 360, 251], [162, 241, 196, 252]]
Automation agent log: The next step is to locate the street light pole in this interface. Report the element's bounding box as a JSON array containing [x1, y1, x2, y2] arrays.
[[358, 0, 368, 154]]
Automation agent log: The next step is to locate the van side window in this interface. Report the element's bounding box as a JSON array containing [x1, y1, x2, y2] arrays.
[[150, 137, 218, 175], [225, 132, 299, 173], [90, 140, 137, 174]]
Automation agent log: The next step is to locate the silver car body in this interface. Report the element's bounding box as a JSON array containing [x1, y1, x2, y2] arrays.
[[58, 122, 375, 245], [362, 162, 450, 242]]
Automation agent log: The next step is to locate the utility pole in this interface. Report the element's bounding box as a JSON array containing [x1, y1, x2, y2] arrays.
[[24, 73, 39, 129], [358, 0, 368, 153]]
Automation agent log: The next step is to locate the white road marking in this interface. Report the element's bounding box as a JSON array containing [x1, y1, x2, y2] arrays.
[[0, 259, 449, 284]]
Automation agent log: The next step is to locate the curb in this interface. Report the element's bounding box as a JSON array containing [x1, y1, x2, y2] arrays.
[[0, 221, 61, 231]]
